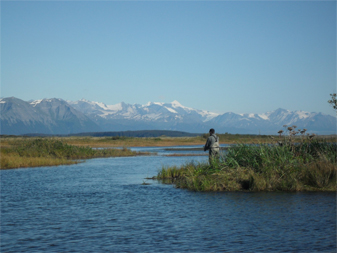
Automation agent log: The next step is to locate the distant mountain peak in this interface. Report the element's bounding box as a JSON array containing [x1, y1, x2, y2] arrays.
[[79, 98, 91, 103], [171, 100, 183, 108], [30, 98, 65, 106], [144, 101, 164, 107], [30, 99, 43, 107]]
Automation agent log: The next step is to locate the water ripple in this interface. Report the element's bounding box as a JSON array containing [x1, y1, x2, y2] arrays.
[[1, 148, 336, 252]]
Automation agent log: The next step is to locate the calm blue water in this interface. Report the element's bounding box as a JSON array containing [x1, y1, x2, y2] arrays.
[[1, 146, 336, 252]]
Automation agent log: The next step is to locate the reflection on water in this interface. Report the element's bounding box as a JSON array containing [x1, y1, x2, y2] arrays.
[[1, 147, 336, 252]]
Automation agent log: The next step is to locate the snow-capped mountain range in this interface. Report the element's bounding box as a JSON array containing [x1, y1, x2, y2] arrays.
[[0, 97, 336, 135], [67, 99, 218, 122]]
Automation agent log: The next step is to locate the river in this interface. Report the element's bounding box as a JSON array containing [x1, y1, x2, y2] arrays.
[[1, 146, 336, 252]]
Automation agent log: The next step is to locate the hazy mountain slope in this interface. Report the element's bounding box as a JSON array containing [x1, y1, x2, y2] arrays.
[[0, 97, 100, 135], [32, 98, 100, 134], [0, 97, 52, 135]]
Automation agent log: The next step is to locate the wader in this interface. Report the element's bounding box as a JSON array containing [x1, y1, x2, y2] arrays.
[[209, 138, 220, 164]]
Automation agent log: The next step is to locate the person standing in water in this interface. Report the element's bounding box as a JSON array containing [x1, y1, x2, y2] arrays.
[[204, 128, 220, 164]]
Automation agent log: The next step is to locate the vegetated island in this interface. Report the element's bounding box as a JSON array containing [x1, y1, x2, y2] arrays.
[[0, 138, 153, 169], [155, 127, 337, 192]]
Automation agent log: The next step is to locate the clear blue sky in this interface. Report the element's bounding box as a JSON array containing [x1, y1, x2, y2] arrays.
[[1, 1, 336, 116]]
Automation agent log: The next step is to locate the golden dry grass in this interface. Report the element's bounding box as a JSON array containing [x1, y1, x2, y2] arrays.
[[0, 138, 152, 169], [0, 136, 205, 148], [1, 153, 78, 169]]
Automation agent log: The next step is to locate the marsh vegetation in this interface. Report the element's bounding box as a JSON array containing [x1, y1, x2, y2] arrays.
[[0, 134, 277, 169], [0, 138, 150, 169], [157, 127, 337, 192], [1, 130, 335, 175], [0, 133, 284, 149]]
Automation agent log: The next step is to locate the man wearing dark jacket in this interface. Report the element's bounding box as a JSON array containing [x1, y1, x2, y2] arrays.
[[204, 128, 220, 164]]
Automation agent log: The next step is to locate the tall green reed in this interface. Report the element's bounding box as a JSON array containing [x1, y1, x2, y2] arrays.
[[156, 127, 336, 191]]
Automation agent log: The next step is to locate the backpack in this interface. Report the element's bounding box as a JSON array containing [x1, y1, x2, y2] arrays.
[[210, 135, 220, 151]]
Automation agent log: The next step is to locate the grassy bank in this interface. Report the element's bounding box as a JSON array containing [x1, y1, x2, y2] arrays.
[[1, 134, 336, 148], [0, 138, 150, 169], [156, 134, 337, 192], [0, 133, 314, 148]]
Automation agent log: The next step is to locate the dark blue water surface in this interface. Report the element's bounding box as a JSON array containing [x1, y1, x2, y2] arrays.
[[1, 147, 336, 252]]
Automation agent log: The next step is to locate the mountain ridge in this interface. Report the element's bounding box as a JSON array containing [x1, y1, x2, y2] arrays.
[[1, 97, 335, 135]]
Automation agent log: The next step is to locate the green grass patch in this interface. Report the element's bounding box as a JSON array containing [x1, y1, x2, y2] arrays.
[[156, 138, 337, 192]]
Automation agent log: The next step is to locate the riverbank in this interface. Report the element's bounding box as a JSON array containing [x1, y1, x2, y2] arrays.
[[0, 138, 151, 169], [2, 134, 335, 148], [156, 139, 337, 192]]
